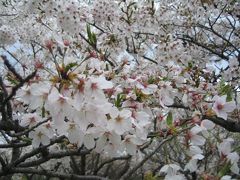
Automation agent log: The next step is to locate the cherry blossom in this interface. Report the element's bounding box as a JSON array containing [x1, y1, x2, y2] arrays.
[[160, 164, 185, 180], [201, 119, 215, 130], [212, 95, 236, 120], [67, 122, 84, 148], [20, 113, 42, 127], [189, 125, 206, 146], [107, 108, 133, 135], [0, 0, 240, 179], [121, 135, 143, 155], [218, 138, 240, 174], [29, 127, 51, 148]]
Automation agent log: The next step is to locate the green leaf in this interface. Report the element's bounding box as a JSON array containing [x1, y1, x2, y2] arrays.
[[226, 90, 232, 101], [21, 175, 28, 180], [65, 62, 78, 73], [188, 62, 193, 68], [115, 93, 123, 108], [148, 76, 155, 84], [21, 137, 32, 143], [87, 24, 92, 41], [41, 106, 45, 118], [144, 171, 157, 180], [7, 75, 18, 85], [218, 80, 233, 101], [86, 24, 97, 47], [166, 111, 173, 127], [92, 33, 97, 45], [217, 161, 231, 178]]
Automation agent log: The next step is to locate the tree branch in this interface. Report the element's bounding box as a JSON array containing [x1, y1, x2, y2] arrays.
[[177, 36, 229, 60], [18, 149, 90, 168], [203, 115, 240, 133], [6, 136, 66, 170], [1, 55, 23, 82], [121, 135, 175, 179], [94, 155, 131, 175], [79, 32, 116, 67], [3, 168, 107, 180], [0, 142, 30, 149], [9, 118, 50, 137], [3, 70, 37, 106]]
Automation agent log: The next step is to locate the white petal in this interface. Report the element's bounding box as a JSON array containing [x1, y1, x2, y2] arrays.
[[224, 102, 236, 112], [189, 146, 203, 156], [95, 136, 107, 153], [185, 159, 198, 172], [227, 152, 239, 163], [109, 132, 121, 145], [213, 95, 226, 103], [32, 137, 41, 148], [201, 120, 215, 130], [125, 142, 137, 155], [221, 175, 233, 180], [160, 165, 169, 173], [169, 164, 181, 171], [84, 134, 95, 149], [182, 94, 188, 106], [41, 135, 50, 146], [47, 87, 59, 103], [97, 76, 113, 89], [218, 141, 232, 155], [191, 125, 203, 135], [120, 109, 132, 118], [217, 111, 228, 120], [161, 95, 174, 106], [192, 154, 204, 160], [135, 111, 150, 126], [230, 163, 239, 174], [191, 135, 206, 146]]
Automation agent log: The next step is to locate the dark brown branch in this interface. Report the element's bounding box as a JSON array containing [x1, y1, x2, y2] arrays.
[[203, 115, 240, 133], [2, 48, 25, 67], [9, 118, 50, 137], [0, 156, 6, 168], [94, 155, 131, 175], [0, 131, 10, 143], [80, 154, 86, 175], [142, 55, 158, 64], [121, 136, 175, 179], [167, 103, 190, 110], [0, 142, 30, 149], [116, 158, 131, 179], [79, 32, 116, 67], [177, 36, 229, 60], [3, 70, 37, 106], [0, 119, 25, 132], [205, 20, 240, 54], [0, 70, 37, 132], [0, 76, 9, 121], [1, 55, 23, 81], [0, 13, 17, 17], [70, 156, 81, 174], [122, 127, 190, 179], [19, 149, 90, 168], [6, 136, 66, 170], [3, 168, 107, 180]]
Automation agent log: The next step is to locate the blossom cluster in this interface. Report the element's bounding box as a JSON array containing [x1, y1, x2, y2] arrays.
[[0, 0, 239, 179]]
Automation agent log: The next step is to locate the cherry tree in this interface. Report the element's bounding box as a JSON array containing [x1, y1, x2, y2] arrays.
[[0, 0, 239, 179]]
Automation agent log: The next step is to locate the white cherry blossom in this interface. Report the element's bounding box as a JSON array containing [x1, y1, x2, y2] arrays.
[[107, 108, 133, 135], [189, 125, 206, 146], [212, 95, 236, 120], [20, 113, 42, 127], [29, 127, 51, 148]]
